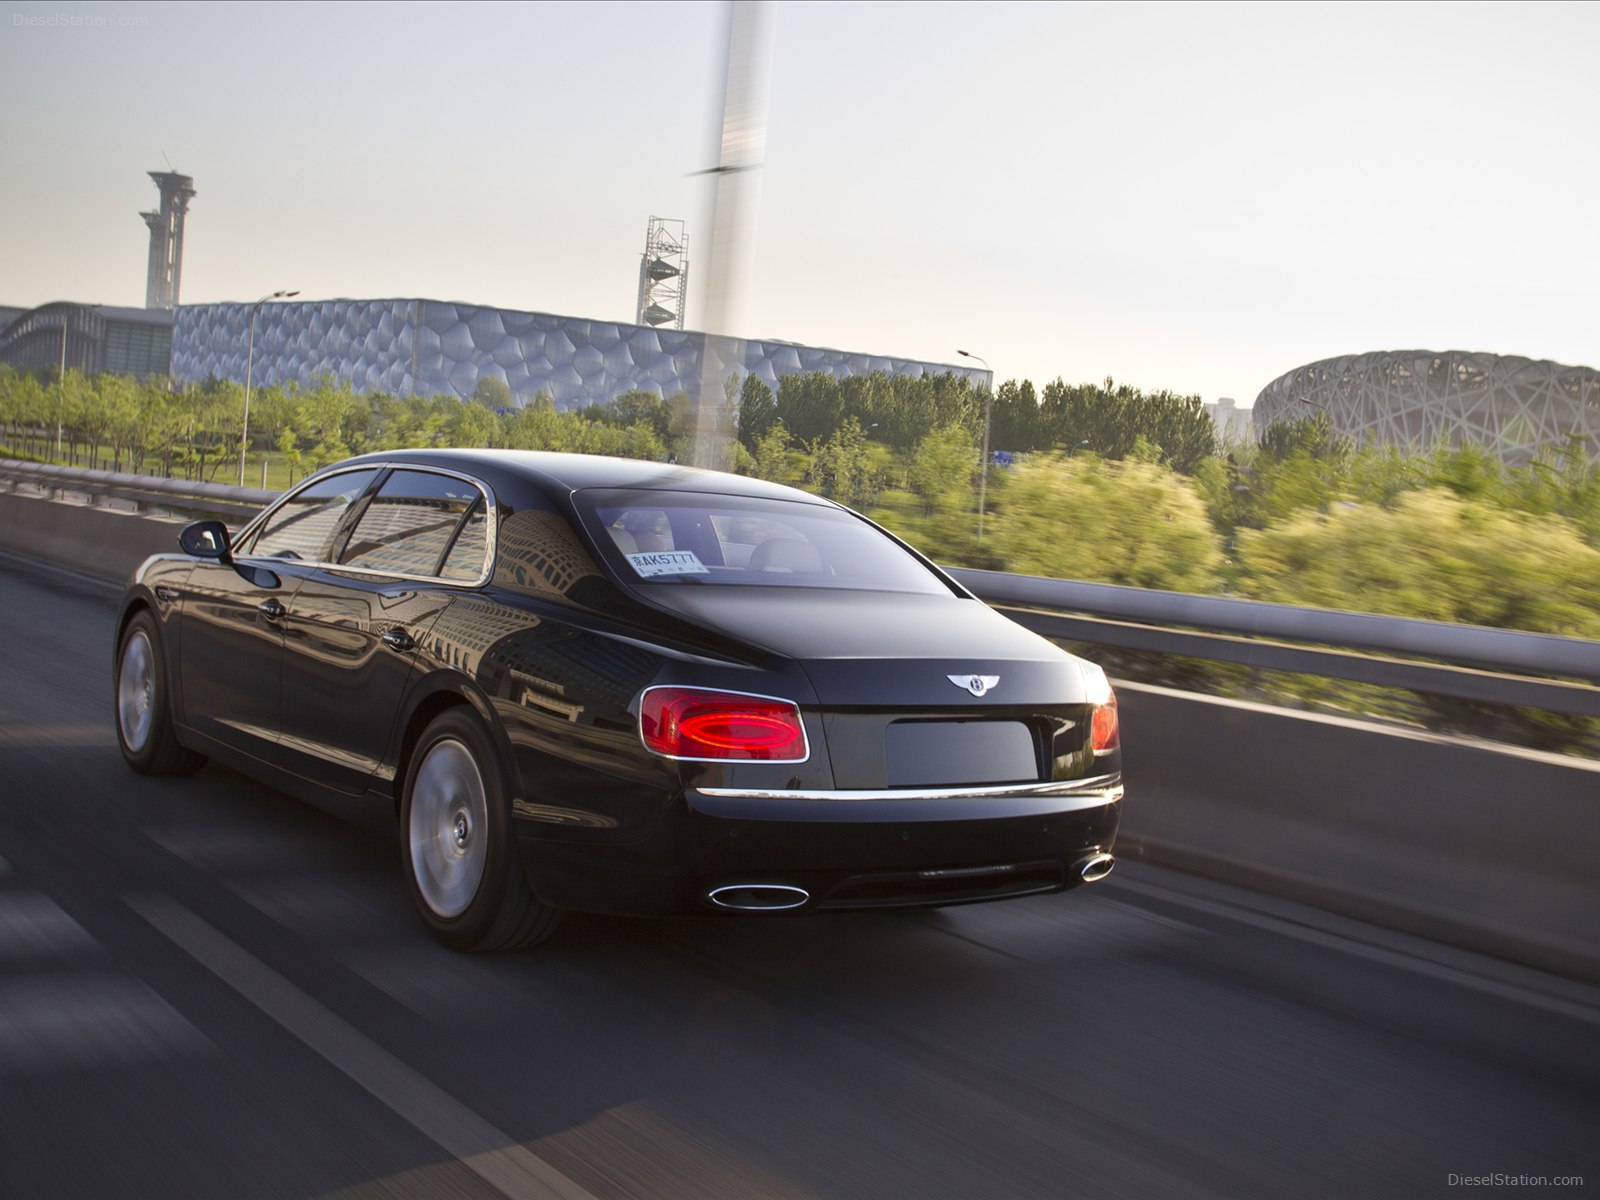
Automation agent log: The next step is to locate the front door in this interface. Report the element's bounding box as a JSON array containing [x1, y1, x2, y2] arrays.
[[179, 467, 381, 763]]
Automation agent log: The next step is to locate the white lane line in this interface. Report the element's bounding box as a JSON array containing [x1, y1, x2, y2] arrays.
[[0, 892, 99, 960], [127, 894, 599, 1200], [0, 974, 210, 1073]]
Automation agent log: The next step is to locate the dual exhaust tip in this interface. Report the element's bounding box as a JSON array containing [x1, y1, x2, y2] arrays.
[[706, 884, 810, 911], [1076, 852, 1116, 884], [704, 854, 1116, 911]]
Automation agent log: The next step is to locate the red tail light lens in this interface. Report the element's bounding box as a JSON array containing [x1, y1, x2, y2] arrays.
[[640, 687, 808, 761], [1091, 691, 1120, 752]]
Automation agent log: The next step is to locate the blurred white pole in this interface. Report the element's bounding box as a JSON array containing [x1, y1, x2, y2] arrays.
[[692, 0, 774, 471], [959, 350, 994, 540]]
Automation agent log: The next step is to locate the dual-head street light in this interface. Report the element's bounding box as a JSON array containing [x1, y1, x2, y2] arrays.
[[240, 289, 299, 486]]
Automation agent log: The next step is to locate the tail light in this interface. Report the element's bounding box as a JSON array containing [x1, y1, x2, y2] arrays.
[[1091, 691, 1120, 752], [640, 687, 808, 762], [1080, 661, 1120, 753]]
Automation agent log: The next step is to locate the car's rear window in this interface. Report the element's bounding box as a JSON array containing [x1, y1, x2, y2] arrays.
[[578, 489, 949, 595]]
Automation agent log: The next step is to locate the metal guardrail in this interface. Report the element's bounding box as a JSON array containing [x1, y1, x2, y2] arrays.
[[0, 459, 275, 521], [5, 458, 1598, 719], [949, 569, 1600, 719]]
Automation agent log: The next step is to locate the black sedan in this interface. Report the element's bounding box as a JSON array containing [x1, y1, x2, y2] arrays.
[[114, 449, 1122, 950]]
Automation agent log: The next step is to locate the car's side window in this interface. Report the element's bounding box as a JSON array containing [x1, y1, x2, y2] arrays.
[[248, 469, 380, 561], [439, 502, 489, 581], [339, 469, 486, 579]]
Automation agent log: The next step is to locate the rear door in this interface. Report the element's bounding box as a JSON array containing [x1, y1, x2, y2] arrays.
[[276, 468, 490, 793]]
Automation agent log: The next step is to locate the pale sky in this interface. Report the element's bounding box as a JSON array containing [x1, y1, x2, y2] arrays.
[[3, 0, 1597, 407]]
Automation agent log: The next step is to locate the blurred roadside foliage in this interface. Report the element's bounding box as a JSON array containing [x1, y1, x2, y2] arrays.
[[983, 453, 1222, 593], [4, 365, 1598, 650]]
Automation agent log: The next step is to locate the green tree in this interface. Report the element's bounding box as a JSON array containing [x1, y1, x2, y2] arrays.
[[588, 389, 674, 442], [749, 422, 797, 483], [906, 422, 978, 516], [988, 380, 1040, 453], [442, 397, 498, 448], [471, 376, 512, 411], [811, 417, 883, 509], [775, 372, 842, 444], [735, 373, 778, 451]]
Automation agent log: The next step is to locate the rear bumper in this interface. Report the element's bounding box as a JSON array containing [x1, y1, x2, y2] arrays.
[[518, 774, 1122, 917]]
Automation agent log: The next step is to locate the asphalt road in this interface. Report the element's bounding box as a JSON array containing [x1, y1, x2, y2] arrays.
[[1, 552, 1596, 1200]]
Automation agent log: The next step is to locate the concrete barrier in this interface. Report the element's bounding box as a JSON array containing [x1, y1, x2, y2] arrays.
[[0, 490, 188, 584], [1118, 682, 1600, 982], [4, 490, 1599, 982]]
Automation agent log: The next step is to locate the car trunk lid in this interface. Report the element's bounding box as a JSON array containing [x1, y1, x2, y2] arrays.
[[638, 587, 1100, 788]]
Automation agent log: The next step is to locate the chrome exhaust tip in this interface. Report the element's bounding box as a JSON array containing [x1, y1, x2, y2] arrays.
[[706, 884, 810, 911], [1076, 853, 1115, 884]]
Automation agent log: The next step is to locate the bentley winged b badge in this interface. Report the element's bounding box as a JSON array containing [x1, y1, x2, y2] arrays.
[[948, 674, 1000, 698]]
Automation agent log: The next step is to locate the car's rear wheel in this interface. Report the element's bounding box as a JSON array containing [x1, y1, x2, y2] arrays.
[[115, 610, 205, 775], [401, 709, 562, 951]]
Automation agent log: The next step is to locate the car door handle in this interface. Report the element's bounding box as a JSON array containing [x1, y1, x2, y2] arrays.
[[258, 598, 286, 622], [381, 628, 417, 654]]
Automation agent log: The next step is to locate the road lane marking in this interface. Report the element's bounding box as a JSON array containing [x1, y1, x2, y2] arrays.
[[126, 894, 600, 1200], [0, 892, 99, 960], [0, 973, 210, 1073]]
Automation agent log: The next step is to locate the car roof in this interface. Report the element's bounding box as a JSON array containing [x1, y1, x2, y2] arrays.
[[337, 448, 834, 506]]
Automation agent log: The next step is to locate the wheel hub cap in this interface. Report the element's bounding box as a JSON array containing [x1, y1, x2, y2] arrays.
[[117, 631, 156, 753], [409, 738, 489, 920]]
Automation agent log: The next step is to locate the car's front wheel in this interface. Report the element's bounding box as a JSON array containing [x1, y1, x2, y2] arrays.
[[114, 610, 205, 775], [400, 709, 562, 951]]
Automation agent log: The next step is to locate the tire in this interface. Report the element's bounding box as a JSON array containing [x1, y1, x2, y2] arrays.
[[115, 610, 206, 776], [400, 709, 562, 952]]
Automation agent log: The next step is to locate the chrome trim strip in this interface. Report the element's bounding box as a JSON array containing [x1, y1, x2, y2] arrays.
[[694, 775, 1122, 803]]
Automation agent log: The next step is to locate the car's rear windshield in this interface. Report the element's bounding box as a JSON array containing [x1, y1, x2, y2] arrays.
[[577, 489, 951, 595]]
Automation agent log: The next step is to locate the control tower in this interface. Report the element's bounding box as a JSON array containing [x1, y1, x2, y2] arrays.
[[141, 171, 196, 309]]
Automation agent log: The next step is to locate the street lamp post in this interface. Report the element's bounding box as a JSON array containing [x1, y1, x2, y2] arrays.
[[240, 289, 299, 486], [958, 349, 994, 539], [56, 314, 68, 460]]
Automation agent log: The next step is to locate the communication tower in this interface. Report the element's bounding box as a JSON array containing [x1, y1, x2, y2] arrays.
[[141, 170, 197, 310], [635, 217, 688, 329]]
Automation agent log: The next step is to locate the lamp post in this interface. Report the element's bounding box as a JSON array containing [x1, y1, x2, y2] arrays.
[[240, 289, 299, 486], [57, 313, 68, 460], [958, 349, 994, 539]]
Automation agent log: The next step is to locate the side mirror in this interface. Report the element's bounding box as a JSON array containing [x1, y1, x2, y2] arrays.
[[179, 520, 232, 561]]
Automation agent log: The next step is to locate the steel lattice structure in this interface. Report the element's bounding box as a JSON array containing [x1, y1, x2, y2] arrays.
[[1253, 351, 1600, 465]]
